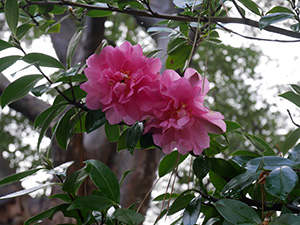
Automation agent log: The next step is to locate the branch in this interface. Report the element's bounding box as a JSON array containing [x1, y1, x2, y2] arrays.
[[24, 0, 300, 40]]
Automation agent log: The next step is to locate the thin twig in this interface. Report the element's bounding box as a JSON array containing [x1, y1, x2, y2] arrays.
[[232, 0, 246, 19], [287, 109, 300, 127]]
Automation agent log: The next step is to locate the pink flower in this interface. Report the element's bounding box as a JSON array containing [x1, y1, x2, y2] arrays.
[[144, 68, 226, 155], [80, 41, 162, 125]]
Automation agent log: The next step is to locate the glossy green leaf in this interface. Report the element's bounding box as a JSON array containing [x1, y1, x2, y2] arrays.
[[221, 171, 261, 196], [1, 74, 43, 108], [152, 193, 179, 201], [140, 133, 155, 149], [0, 168, 42, 187], [4, 0, 19, 36], [166, 44, 192, 70], [288, 143, 300, 163], [86, 159, 120, 203], [48, 193, 71, 203], [173, 0, 202, 8], [16, 24, 34, 40], [193, 156, 211, 180], [34, 103, 66, 128], [85, 109, 106, 133], [0, 55, 21, 72], [265, 166, 298, 201], [259, 13, 294, 29], [210, 158, 237, 179], [24, 204, 69, 225], [0, 183, 53, 200], [231, 150, 261, 157], [113, 208, 145, 225], [280, 91, 300, 108], [67, 195, 116, 211], [0, 39, 14, 51], [209, 170, 227, 192], [126, 121, 143, 153], [53, 86, 86, 105], [168, 192, 195, 215], [282, 127, 300, 155], [182, 195, 202, 225], [290, 84, 300, 95], [86, 10, 113, 17], [117, 128, 129, 151], [205, 139, 229, 157], [224, 120, 242, 133], [55, 107, 77, 150], [214, 199, 262, 224], [105, 121, 120, 142], [267, 6, 294, 15], [158, 151, 188, 177], [245, 156, 297, 171], [270, 213, 300, 225], [237, 0, 261, 15], [62, 164, 92, 195], [66, 28, 83, 69], [244, 133, 276, 156], [22, 53, 65, 69]]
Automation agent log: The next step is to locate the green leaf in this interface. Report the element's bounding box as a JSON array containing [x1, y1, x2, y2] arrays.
[[290, 84, 300, 95], [4, 0, 19, 36], [0, 55, 21, 72], [209, 170, 227, 192], [265, 166, 298, 201], [224, 120, 242, 133], [53, 86, 86, 105], [231, 150, 261, 157], [85, 159, 120, 203], [267, 6, 294, 15], [119, 169, 134, 186], [288, 143, 300, 163], [168, 192, 195, 215], [117, 128, 129, 151], [62, 164, 92, 195], [244, 133, 276, 156], [166, 43, 192, 70], [118, 0, 146, 10], [152, 193, 179, 201], [113, 208, 145, 225], [34, 103, 66, 128], [66, 28, 83, 69], [67, 195, 116, 211], [210, 158, 237, 180], [279, 91, 300, 108], [16, 24, 34, 40], [291, 22, 300, 32], [126, 121, 144, 153], [140, 133, 155, 150], [0, 168, 42, 187], [282, 127, 300, 155], [86, 10, 113, 17], [48, 193, 72, 203], [237, 0, 261, 15], [0, 183, 53, 200], [0, 39, 14, 51], [24, 204, 69, 225], [1, 74, 43, 108], [214, 199, 262, 224], [270, 213, 300, 225], [22, 53, 65, 69], [173, 0, 203, 9], [193, 156, 211, 180], [105, 121, 120, 142], [55, 107, 77, 150], [221, 171, 261, 196], [245, 156, 297, 171], [182, 195, 202, 225], [158, 151, 188, 177], [85, 109, 106, 133], [259, 13, 294, 29]]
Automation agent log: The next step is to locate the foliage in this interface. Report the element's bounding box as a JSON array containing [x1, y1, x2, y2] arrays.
[[1, 0, 300, 224]]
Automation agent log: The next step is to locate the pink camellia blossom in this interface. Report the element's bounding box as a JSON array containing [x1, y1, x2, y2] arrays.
[[80, 41, 162, 125], [144, 68, 226, 155]]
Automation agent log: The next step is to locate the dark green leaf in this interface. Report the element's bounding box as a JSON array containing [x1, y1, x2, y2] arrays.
[[267, 6, 294, 15], [68, 195, 116, 211], [62, 164, 92, 195], [237, 0, 261, 15], [31, 84, 48, 97], [270, 213, 300, 225], [280, 91, 300, 108], [66, 28, 83, 69], [16, 24, 34, 40], [168, 192, 195, 215], [53, 86, 86, 105], [291, 84, 300, 95], [118, 0, 146, 10], [158, 151, 188, 177], [152, 193, 179, 201], [4, 0, 19, 36], [245, 156, 297, 171], [0, 168, 42, 187], [119, 169, 134, 186], [34, 103, 66, 128], [282, 127, 300, 155], [0, 39, 14, 51], [105, 121, 120, 142], [86, 159, 120, 203], [259, 13, 294, 29], [244, 133, 276, 156], [265, 166, 298, 201], [166, 43, 192, 70], [140, 133, 155, 149], [288, 143, 300, 163], [231, 150, 261, 157], [209, 170, 227, 192], [113, 208, 145, 225], [1, 74, 43, 108], [48, 193, 72, 203], [221, 171, 261, 196], [0, 183, 53, 200], [85, 109, 106, 133], [86, 10, 113, 17], [193, 156, 211, 180], [24, 204, 69, 225], [214, 199, 262, 224], [0, 55, 21, 72], [22, 53, 65, 69], [224, 120, 242, 133], [126, 121, 143, 153], [55, 107, 77, 150], [117, 128, 129, 151], [205, 139, 229, 157], [210, 158, 237, 180], [182, 195, 202, 225]]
